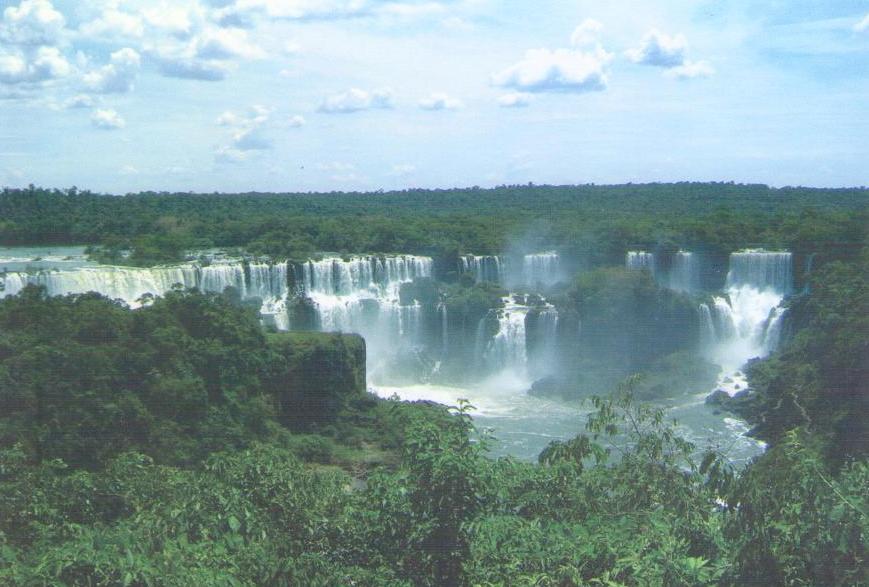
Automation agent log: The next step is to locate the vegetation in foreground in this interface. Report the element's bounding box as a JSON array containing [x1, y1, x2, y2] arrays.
[[0, 250, 866, 585]]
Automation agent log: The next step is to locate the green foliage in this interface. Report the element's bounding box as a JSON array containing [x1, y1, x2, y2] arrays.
[[745, 250, 869, 461], [2, 184, 865, 269]]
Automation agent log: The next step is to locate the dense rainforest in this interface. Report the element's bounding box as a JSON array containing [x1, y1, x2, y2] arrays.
[[1, 183, 866, 267], [0, 183, 866, 585]]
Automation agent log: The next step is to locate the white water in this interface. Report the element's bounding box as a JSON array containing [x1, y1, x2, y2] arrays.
[[626, 251, 655, 275], [0, 246, 786, 462], [699, 250, 793, 396], [521, 252, 560, 288], [459, 255, 503, 283], [667, 251, 701, 293]]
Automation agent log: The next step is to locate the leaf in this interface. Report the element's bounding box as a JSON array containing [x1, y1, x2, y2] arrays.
[[228, 515, 241, 532]]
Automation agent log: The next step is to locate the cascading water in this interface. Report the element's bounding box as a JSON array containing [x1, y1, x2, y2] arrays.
[[297, 255, 433, 379], [699, 250, 793, 396], [527, 305, 559, 379], [459, 255, 503, 283], [482, 299, 529, 377], [522, 252, 560, 288], [626, 251, 655, 274], [667, 251, 700, 293]]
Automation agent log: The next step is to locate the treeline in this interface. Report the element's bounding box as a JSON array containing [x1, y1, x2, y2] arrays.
[[1, 184, 866, 265]]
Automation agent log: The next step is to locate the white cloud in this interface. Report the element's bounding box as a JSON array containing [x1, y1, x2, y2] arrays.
[[497, 92, 531, 108], [153, 54, 230, 81], [91, 108, 125, 129], [0, 0, 65, 46], [389, 163, 416, 175], [492, 47, 612, 93], [143, 4, 196, 37], [664, 60, 715, 79], [214, 146, 248, 163], [626, 30, 687, 68], [287, 114, 305, 127], [194, 27, 265, 60], [215, 104, 274, 160], [318, 87, 394, 113], [83, 48, 140, 93], [570, 18, 603, 47], [855, 13, 869, 32], [212, 0, 370, 25], [119, 164, 139, 175], [318, 161, 355, 171], [0, 45, 70, 85], [79, 9, 144, 40], [418, 92, 462, 110], [65, 93, 96, 108]]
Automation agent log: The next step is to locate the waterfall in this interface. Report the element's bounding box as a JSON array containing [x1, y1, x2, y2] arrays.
[[700, 250, 794, 396], [459, 255, 503, 283], [248, 262, 288, 299], [438, 302, 448, 354], [0, 272, 28, 297], [528, 305, 559, 379], [522, 252, 560, 288], [483, 300, 529, 375], [626, 251, 655, 275], [667, 251, 700, 293], [726, 250, 793, 294]]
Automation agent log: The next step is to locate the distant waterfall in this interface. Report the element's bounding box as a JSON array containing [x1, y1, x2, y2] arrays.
[[667, 251, 700, 293], [298, 256, 433, 374], [438, 302, 448, 354], [528, 306, 559, 378], [726, 250, 793, 294], [522, 252, 560, 288], [459, 255, 503, 283], [698, 250, 794, 395], [1, 264, 207, 307], [626, 251, 655, 274], [483, 300, 529, 375]]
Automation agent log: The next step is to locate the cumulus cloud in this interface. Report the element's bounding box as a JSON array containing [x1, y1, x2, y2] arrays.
[[144, 23, 262, 82], [625, 29, 714, 80], [287, 114, 305, 127], [418, 92, 462, 110], [0, 45, 70, 84], [91, 108, 125, 129], [212, 0, 370, 26], [389, 163, 416, 176], [64, 93, 96, 108], [143, 4, 196, 37], [492, 47, 612, 93], [215, 104, 273, 161], [625, 30, 687, 67], [497, 92, 531, 108], [153, 53, 230, 81], [664, 60, 715, 79], [318, 87, 393, 113], [855, 13, 869, 32], [79, 8, 144, 40], [83, 47, 140, 93], [0, 0, 65, 46], [194, 27, 264, 59], [570, 18, 603, 47]]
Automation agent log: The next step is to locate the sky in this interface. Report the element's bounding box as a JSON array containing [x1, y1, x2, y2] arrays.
[[0, 0, 868, 193]]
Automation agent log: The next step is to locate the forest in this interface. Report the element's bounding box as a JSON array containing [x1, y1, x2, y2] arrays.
[[0, 183, 866, 586]]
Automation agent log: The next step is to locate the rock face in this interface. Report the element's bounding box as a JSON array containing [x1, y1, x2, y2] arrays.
[[528, 376, 569, 398], [706, 387, 755, 416], [267, 332, 367, 431]]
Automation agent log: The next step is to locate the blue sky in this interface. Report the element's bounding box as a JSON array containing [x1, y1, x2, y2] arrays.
[[1, 0, 867, 193]]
